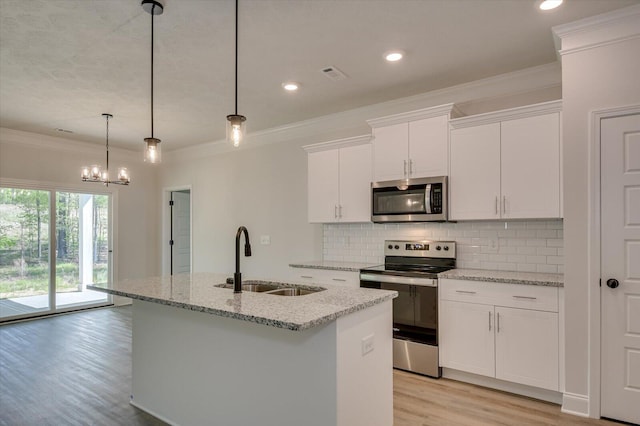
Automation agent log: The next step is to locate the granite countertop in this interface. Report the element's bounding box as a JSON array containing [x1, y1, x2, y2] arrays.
[[289, 260, 379, 272], [438, 268, 563, 287], [88, 272, 396, 331]]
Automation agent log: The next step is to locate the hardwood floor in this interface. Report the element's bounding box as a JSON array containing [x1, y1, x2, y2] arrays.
[[0, 306, 626, 425]]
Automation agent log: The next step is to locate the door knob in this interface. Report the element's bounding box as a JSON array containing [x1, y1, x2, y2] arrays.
[[606, 278, 619, 289]]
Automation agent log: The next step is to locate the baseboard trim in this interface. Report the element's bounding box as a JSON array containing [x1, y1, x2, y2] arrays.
[[442, 368, 563, 404], [130, 399, 176, 426], [561, 392, 590, 417]]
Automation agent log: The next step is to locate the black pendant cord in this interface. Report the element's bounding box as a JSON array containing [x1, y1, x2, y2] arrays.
[[234, 0, 238, 115], [150, 4, 155, 138]]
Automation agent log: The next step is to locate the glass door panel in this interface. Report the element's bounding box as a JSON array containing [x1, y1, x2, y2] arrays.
[[55, 192, 108, 309], [0, 188, 51, 319]]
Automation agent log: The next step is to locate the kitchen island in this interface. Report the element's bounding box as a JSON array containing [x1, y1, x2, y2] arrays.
[[89, 273, 396, 426]]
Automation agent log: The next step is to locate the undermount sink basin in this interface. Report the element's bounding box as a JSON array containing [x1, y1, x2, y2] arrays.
[[263, 287, 321, 296], [215, 283, 280, 292]]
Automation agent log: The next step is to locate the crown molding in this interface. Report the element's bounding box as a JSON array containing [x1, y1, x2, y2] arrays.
[[0, 127, 141, 161], [165, 62, 561, 163], [366, 103, 462, 128], [553, 4, 640, 56], [449, 100, 562, 129], [302, 135, 371, 153]]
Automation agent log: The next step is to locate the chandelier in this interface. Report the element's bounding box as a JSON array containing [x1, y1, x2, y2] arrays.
[[81, 114, 130, 186]]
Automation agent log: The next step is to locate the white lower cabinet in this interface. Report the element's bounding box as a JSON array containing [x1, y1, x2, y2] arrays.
[[439, 279, 560, 391], [289, 267, 360, 288]]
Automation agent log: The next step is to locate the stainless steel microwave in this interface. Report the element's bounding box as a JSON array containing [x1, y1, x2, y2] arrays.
[[371, 176, 448, 222]]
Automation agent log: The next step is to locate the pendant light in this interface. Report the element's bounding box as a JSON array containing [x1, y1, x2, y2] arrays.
[[142, 0, 163, 163], [226, 0, 246, 147], [81, 114, 130, 186]]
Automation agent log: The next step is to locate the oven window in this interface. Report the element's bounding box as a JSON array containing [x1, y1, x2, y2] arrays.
[[373, 189, 425, 215]]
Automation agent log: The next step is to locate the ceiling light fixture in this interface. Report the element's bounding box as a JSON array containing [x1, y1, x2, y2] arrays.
[[384, 51, 404, 62], [142, 0, 163, 164], [282, 82, 299, 91], [539, 0, 563, 10], [227, 0, 246, 148], [81, 114, 130, 186]]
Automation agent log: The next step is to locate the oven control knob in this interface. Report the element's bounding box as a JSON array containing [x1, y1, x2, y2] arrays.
[[436, 245, 442, 251], [394, 245, 400, 250], [388, 244, 393, 250], [443, 246, 449, 251]]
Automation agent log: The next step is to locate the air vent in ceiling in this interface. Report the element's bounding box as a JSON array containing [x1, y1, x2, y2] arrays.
[[55, 128, 73, 134], [321, 66, 348, 81]]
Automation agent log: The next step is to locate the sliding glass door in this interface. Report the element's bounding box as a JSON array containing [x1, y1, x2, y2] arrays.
[[0, 187, 111, 321]]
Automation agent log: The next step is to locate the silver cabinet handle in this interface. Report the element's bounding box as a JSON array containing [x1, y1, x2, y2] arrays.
[[301, 275, 313, 279], [488, 311, 492, 331], [455, 290, 477, 294], [334, 205, 338, 218], [403, 160, 407, 177], [332, 278, 347, 282], [495, 196, 499, 215], [497, 312, 501, 333], [338, 205, 343, 218], [512, 295, 537, 300], [409, 159, 413, 175], [503, 195, 506, 214]]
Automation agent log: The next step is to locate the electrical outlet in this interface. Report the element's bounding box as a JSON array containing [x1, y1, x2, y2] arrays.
[[361, 334, 374, 356], [487, 237, 499, 253], [260, 235, 271, 245]]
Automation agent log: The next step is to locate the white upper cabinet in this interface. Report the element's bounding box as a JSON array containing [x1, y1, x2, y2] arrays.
[[449, 101, 562, 221], [305, 136, 372, 223], [367, 104, 460, 182]]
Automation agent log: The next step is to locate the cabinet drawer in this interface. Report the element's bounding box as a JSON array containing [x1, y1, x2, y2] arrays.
[[439, 279, 558, 312], [289, 267, 359, 288]]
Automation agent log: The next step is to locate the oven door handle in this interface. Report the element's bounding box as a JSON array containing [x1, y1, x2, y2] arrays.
[[360, 273, 437, 287]]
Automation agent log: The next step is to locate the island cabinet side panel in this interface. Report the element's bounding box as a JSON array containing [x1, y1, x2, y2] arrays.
[[131, 300, 338, 426], [336, 299, 393, 426]]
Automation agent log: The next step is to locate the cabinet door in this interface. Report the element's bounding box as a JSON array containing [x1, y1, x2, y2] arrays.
[[500, 113, 560, 219], [494, 306, 559, 391], [308, 150, 339, 223], [408, 115, 449, 178], [372, 123, 409, 182], [449, 123, 501, 220], [339, 144, 372, 222], [439, 300, 495, 377]]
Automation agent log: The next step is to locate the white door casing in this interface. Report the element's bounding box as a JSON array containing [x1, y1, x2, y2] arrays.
[[171, 191, 191, 275], [600, 112, 640, 425]]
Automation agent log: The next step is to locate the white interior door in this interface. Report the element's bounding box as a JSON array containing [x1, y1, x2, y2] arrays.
[[601, 112, 640, 424], [171, 190, 191, 275]]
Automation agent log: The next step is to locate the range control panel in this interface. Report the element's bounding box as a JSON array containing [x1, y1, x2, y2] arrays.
[[384, 240, 456, 258]]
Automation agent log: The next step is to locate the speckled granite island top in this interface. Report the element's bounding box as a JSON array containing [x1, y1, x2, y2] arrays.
[[289, 260, 379, 272], [88, 273, 396, 331], [438, 268, 563, 287]]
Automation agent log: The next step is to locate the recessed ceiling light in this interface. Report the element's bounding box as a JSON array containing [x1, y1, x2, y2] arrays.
[[539, 0, 563, 11], [282, 82, 299, 91], [384, 51, 404, 62]]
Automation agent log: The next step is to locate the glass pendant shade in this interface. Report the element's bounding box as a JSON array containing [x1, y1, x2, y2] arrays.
[[117, 167, 130, 183], [144, 137, 162, 163], [226, 114, 246, 148]]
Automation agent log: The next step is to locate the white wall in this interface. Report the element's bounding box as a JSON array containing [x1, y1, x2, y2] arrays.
[[159, 138, 323, 279], [554, 5, 640, 416], [0, 129, 161, 284]]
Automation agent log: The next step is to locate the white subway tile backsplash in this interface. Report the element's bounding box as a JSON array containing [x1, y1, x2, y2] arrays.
[[322, 219, 563, 273]]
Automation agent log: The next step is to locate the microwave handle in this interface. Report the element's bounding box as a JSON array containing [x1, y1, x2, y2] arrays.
[[425, 184, 432, 214]]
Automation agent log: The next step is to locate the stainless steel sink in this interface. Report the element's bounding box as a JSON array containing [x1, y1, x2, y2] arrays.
[[215, 283, 280, 292], [263, 287, 321, 296]]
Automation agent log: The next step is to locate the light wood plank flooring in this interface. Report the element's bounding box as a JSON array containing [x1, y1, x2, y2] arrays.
[[0, 306, 626, 425]]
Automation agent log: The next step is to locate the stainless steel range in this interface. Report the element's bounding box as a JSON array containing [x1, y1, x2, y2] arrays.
[[360, 240, 456, 378]]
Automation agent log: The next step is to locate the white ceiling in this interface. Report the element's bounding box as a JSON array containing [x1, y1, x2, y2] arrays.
[[1, 0, 638, 151]]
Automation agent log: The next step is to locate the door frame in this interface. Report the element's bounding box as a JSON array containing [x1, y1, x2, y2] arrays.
[[587, 104, 640, 418], [0, 177, 117, 320], [162, 185, 192, 276]]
